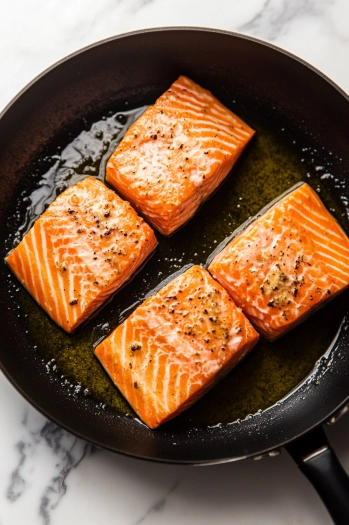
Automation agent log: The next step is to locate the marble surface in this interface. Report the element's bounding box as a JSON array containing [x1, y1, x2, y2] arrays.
[[1, 1, 349, 524]]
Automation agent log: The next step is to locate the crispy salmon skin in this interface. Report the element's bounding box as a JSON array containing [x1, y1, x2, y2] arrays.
[[6, 177, 157, 333], [106, 76, 254, 236], [209, 183, 349, 341], [95, 265, 259, 429]]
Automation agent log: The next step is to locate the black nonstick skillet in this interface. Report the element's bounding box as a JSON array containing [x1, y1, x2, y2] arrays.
[[1, 28, 349, 524]]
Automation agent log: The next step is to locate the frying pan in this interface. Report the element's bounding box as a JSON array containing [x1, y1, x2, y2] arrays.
[[1, 28, 349, 524]]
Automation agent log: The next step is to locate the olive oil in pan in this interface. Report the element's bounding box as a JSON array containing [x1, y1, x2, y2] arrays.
[[13, 106, 349, 427], [14, 107, 147, 242]]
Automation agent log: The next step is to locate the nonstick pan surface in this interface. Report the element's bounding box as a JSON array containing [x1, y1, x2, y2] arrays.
[[0, 28, 349, 465]]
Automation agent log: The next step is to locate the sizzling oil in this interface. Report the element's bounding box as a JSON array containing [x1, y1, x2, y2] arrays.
[[12, 105, 349, 428]]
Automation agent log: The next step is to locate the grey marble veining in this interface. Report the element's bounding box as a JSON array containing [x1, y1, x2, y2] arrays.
[[132, 480, 181, 525], [5, 408, 94, 524], [1, 0, 349, 524], [239, 0, 325, 40]]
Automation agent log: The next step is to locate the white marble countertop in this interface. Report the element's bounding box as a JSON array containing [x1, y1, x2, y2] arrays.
[[1, 1, 349, 524]]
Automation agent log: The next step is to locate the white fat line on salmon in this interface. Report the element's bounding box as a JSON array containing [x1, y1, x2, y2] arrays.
[[151, 349, 171, 413], [297, 186, 335, 212], [172, 79, 246, 122], [78, 276, 94, 316], [120, 321, 133, 406], [22, 236, 36, 294], [196, 145, 239, 158], [185, 123, 241, 141], [202, 358, 222, 378], [181, 92, 238, 122], [311, 239, 349, 262], [222, 272, 247, 289], [228, 332, 244, 350], [330, 283, 342, 294], [207, 122, 250, 141], [174, 92, 251, 134], [187, 377, 203, 401], [314, 249, 349, 271], [138, 331, 155, 419], [71, 273, 81, 324], [201, 171, 221, 194], [290, 203, 346, 242], [161, 358, 174, 415], [168, 109, 240, 135], [248, 291, 266, 310], [246, 303, 271, 319], [170, 202, 199, 223], [186, 130, 238, 151], [296, 203, 343, 232], [169, 94, 249, 137], [186, 370, 203, 401], [211, 157, 236, 184], [315, 259, 349, 282], [307, 229, 349, 260], [183, 365, 193, 407], [56, 268, 69, 326], [173, 364, 185, 410], [169, 92, 210, 112], [144, 199, 197, 219], [150, 341, 162, 416], [200, 139, 240, 154], [170, 81, 215, 105], [289, 207, 349, 253], [36, 225, 61, 322]]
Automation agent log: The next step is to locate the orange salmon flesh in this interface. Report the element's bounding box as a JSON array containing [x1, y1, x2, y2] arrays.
[[209, 183, 349, 341], [95, 265, 259, 428], [106, 75, 255, 236], [6, 177, 158, 333]]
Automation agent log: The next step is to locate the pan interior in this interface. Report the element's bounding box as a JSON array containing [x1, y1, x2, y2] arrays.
[[5, 99, 348, 429]]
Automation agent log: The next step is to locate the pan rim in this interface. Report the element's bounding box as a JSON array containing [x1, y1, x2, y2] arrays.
[[1, 26, 348, 119], [1, 360, 348, 464]]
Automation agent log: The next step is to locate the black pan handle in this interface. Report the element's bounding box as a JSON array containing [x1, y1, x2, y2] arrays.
[[286, 425, 349, 525]]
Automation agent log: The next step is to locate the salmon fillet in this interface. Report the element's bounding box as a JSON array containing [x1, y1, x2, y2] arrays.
[[95, 265, 259, 428], [209, 183, 349, 341], [6, 177, 158, 333], [106, 76, 254, 236]]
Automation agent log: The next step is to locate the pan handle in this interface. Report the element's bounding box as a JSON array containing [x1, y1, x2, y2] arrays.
[[286, 425, 349, 525]]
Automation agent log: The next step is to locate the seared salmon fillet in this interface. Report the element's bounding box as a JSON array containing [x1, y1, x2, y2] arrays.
[[209, 183, 349, 341], [95, 265, 259, 428], [106, 76, 254, 236], [6, 177, 157, 333]]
